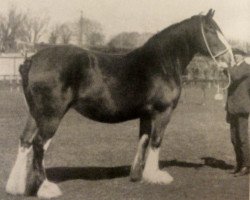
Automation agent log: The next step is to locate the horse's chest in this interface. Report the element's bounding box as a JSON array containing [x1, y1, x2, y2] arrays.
[[160, 87, 180, 105], [148, 80, 181, 112]]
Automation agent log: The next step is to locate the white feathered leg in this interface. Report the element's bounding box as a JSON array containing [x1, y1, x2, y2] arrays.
[[6, 146, 32, 195], [142, 146, 173, 184]]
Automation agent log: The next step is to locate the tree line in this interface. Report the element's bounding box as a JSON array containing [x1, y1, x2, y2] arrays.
[[0, 6, 249, 55], [0, 6, 106, 52], [0, 6, 153, 53]]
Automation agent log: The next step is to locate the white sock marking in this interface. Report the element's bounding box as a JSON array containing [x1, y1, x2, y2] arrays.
[[6, 146, 32, 194], [143, 146, 173, 184], [44, 139, 52, 151], [131, 135, 149, 171], [144, 146, 159, 172], [37, 179, 62, 199]]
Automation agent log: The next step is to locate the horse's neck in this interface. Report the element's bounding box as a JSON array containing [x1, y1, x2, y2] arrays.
[[126, 29, 197, 79], [160, 34, 197, 72]]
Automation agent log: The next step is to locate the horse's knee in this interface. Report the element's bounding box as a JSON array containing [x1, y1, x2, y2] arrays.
[[150, 136, 162, 148]]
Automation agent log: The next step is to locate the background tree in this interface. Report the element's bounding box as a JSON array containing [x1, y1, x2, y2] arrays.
[[48, 25, 60, 44], [75, 12, 104, 47], [21, 14, 49, 44], [59, 23, 72, 44], [107, 32, 152, 49], [0, 6, 26, 52], [86, 32, 105, 47]]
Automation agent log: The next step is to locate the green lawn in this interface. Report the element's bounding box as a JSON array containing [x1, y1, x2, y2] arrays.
[[0, 87, 248, 200]]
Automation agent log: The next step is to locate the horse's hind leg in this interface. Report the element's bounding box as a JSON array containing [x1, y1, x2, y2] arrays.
[[6, 82, 72, 198], [142, 107, 174, 184], [6, 113, 64, 198], [130, 117, 151, 181], [30, 116, 63, 198], [6, 114, 37, 195]]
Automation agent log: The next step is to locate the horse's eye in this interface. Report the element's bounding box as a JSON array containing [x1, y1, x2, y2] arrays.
[[205, 26, 216, 34]]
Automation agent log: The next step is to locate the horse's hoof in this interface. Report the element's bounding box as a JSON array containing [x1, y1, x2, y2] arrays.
[[37, 180, 62, 199], [6, 180, 25, 195], [142, 169, 173, 184], [130, 166, 143, 182], [130, 172, 142, 182]]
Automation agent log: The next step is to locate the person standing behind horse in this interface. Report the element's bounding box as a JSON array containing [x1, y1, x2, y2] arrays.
[[224, 49, 250, 176]]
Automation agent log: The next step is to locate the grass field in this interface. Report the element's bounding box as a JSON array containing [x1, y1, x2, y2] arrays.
[[0, 87, 248, 200]]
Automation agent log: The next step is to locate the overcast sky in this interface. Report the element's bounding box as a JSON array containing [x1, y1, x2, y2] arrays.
[[0, 0, 249, 42]]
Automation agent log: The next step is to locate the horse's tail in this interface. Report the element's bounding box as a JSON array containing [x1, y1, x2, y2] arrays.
[[19, 58, 32, 109]]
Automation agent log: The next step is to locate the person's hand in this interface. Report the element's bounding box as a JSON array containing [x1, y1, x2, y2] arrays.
[[217, 62, 229, 71]]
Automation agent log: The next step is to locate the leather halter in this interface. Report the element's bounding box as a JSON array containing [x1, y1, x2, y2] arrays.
[[200, 18, 230, 67], [200, 17, 232, 91]]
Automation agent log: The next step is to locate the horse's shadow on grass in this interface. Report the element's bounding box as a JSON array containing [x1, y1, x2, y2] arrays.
[[46, 165, 131, 183], [46, 157, 234, 183], [160, 157, 234, 170]]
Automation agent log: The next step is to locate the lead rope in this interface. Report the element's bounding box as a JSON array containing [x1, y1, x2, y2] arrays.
[[219, 69, 231, 90]]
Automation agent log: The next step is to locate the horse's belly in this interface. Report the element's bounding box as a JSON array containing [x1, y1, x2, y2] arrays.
[[73, 98, 139, 123]]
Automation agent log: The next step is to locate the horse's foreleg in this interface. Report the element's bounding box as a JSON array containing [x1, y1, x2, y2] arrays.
[[6, 114, 37, 195], [130, 117, 151, 181], [142, 107, 173, 184]]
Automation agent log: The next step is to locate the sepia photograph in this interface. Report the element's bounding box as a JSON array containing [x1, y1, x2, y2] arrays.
[[0, 0, 249, 199]]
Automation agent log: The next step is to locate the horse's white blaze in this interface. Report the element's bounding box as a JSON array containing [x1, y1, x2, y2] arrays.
[[6, 146, 32, 194], [216, 31, 235, 66], [37, 179, 62, 199], [131, 135, 148, 170], [142, 147, 173, 184]]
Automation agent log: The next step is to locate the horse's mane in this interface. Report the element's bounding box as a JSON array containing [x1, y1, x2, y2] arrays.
[[144, 15, 200, 48], [126, 14, 204, 76]]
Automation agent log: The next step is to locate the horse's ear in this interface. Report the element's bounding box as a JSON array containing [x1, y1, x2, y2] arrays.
[[206, 9, 215, 19], [212, 9, 215, 17]]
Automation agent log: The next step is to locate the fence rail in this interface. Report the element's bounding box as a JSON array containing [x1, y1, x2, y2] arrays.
[[0, 56, 24, 77], [0, 56, 24, 91]]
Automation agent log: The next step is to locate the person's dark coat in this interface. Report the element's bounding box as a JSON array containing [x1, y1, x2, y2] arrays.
[[226, 61, 250, 115]]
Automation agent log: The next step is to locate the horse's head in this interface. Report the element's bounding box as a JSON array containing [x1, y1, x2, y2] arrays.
[[196, 9, 235, 68]]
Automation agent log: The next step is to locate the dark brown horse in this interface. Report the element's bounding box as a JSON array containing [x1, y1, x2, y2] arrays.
[[6, 9, 235, 198]]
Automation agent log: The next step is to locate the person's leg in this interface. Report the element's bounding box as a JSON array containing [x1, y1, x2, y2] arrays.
[[229, 114, 242, 172], [234, 113, 249, 176]]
